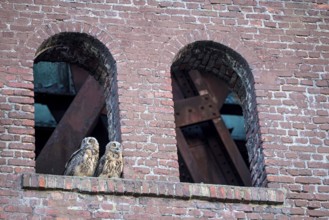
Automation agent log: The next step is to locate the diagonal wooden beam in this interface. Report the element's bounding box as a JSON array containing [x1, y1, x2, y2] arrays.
[[36, 75, 105, 175]]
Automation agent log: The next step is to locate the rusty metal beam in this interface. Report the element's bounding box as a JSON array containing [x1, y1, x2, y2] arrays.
[[36, 75, 105, 175], [180, 125, 227, 184], [176, 128, 203, 183], [70, 64, 89, 92], [188, 70, 209, 96], [173, 70, 196, 98], [172, 78, 185, 101], [213, 117, 252, 186], [189, 69, 229, 109], [174, 94, 219, 127], [206, 134, 240, 185], [188, 142, 226, 184], [71, 65, 109, 116]]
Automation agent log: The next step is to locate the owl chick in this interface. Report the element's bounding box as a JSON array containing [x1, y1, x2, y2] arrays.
[[63, 137, 99, 177], [94, 141, 123, 178]]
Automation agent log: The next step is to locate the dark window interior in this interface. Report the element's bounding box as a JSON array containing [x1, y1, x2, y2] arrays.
[[34, 62, 109, 174], [173, 70, 251, 186]]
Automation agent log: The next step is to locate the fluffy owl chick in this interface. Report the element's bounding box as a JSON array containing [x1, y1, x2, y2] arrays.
[[64, 137, 99, 176], [94, 141, 123, 178]]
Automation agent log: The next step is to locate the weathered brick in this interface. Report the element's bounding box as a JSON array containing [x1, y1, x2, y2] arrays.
[[308, 209, 329, 217], [1, 0, 329, 218]]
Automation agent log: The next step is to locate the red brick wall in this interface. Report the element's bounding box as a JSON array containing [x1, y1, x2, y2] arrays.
[[1, 0, 329, 218]]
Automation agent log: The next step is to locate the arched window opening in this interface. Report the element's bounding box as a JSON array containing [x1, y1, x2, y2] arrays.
[[34, 62, 109, 169], [33, 32, 119, 175], [172, 41, 256, 186]]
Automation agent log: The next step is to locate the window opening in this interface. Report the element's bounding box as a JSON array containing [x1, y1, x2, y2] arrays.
[[34, 61, 109, 174], [173, 69, 251, 186]]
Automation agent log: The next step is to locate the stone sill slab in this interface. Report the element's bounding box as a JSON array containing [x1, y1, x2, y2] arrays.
[[22, 173, 285, 205]]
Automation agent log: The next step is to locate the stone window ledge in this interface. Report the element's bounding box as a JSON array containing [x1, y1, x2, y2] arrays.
[[22, 173, 285, 205]]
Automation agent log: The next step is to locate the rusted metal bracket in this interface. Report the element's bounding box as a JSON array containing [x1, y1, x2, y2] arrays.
[[174, 94, 219, 127]]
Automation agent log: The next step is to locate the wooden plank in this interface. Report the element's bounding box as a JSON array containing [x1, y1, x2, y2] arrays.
[[176, 128, 203, 183], [213, 117, 252, 186], [174, 94, 219, 127], [36, 75, 105, 175]]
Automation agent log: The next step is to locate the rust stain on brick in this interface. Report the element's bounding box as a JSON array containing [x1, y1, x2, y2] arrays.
[[218, 187, 226, 198], [38, 176, 45, 188]]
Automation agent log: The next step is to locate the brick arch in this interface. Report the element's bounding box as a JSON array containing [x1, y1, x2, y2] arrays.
[[25, 22, 126, 142], [34, 32, 115, 87], [160, 30, 260, 70], [26, 26, 125, 174], [28, 24, 124, 176], [25, 21, 126, 139], [164, 32, 266, 187], [24, 22, 126, 68], [172, 41, 253, 107]]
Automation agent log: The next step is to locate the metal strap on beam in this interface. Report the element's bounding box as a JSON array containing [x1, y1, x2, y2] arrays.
[[174, 94, 219, 127]]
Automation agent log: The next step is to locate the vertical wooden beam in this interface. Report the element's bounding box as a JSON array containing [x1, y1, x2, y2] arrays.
[[36, 75, 105, 175]]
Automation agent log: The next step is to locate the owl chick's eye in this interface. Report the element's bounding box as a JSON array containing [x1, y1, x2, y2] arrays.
[[89, 139, 95, 144]]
